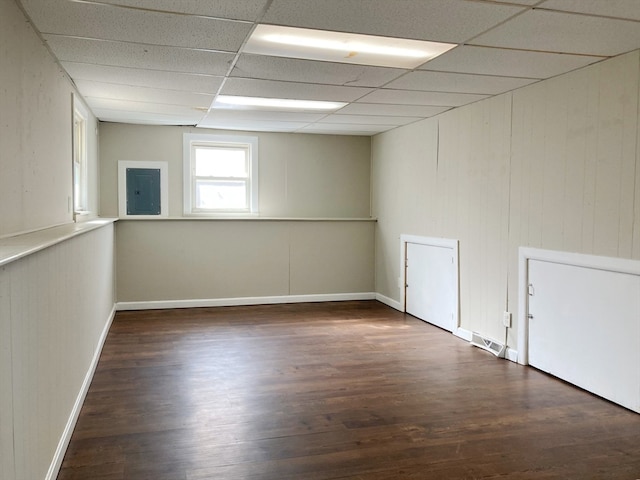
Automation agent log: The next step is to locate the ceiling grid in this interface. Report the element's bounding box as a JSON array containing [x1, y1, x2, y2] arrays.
[[17, 0, 640, 135]]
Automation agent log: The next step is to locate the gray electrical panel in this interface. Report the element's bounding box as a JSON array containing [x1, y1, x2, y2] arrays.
[[126, 168, 161, 215]]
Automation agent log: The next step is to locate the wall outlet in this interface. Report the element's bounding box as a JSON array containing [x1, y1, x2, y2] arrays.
[[503, 311, 512, 328]]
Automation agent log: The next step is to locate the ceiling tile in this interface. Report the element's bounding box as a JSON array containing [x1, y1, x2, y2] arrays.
[[339, 103, 451, 117], [231, 54, 406, 87], [93, 108, 204, 125], [386, 71, 537, 95], [75, 80, 214, 108], [360, 89, 489, 107], [220, 78, 373, 102], [62, 63, 223, 94], [87, 97, 207, 115], [262, 0, 525, 44], [319, 114, 421, 126], [204, 109, 327, 123], [44, 36, 235, 75], [198, 118, 309, 132], [419, 45, 603, 78], [471, 9, 640, 56], [21, 0, 640, 134], [539, 0, 640, 21], [298, 123, 393, 135], [483, 0, 539, 4], [93, 0, 270, 21], [22, 0, 251, 51]]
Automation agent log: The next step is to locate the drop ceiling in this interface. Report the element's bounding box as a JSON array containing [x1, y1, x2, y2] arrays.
[[18, 0, 640, 136]]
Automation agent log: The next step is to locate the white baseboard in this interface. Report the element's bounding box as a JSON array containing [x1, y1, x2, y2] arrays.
[[375, 293, 403, 311], [505, 348, 518, 363], [116, 292, 377, 311], [46, 305, 116, 480], [454, 327, 472, 342]]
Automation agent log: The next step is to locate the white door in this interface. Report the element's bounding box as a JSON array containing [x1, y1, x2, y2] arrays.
[[528, 259, 640, 413], [405, 242, 455, 332]]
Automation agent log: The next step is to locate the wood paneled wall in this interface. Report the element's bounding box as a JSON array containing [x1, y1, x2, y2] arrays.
[[0, 225, 115, 480], [372, 50, 640, 349]]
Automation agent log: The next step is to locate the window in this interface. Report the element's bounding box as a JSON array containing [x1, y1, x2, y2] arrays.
[[183, 134, 258, 215], [72, 98, 88, 216]]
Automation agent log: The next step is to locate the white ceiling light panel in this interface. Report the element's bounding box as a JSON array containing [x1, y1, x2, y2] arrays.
[[214, 96, 347, 111], [244, 25, 456, 69]]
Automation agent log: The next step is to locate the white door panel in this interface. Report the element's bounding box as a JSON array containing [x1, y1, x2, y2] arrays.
[[405, 242, 455, 332], [528, 259, 640, 413]]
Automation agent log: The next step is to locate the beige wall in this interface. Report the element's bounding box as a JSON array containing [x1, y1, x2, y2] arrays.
[[116, 220, 374, 302], [100, 124, 374, 302], [0, 0, 99, 237], [99, 123, 371, 218], [372, 50, 640, 349]]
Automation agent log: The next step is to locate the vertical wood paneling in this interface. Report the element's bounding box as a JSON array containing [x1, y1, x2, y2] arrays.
[[541, 77, 568, 249], [580, 67, 601, 254], [434, 95, 511, 340], [374, 49, 640, 353], [370, 118, 441, 299], [3, 225, 115, 480], [0, 266, 14, 480], [635, 102, 640, 260], [562, 73, 590, 251]]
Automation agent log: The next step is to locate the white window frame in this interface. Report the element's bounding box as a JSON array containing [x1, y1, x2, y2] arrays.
[[72, 96, 89, 219], [183, 133, 259, 216]]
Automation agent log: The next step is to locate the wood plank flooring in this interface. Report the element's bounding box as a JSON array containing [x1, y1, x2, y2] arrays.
[[57, 301, 640, 479]]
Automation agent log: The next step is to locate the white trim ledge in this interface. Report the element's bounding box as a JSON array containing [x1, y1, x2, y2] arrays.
[[117, 292, 378, 311], [0, 218, 117, 267], [46, 305, 117, 480], [375, 293, 403, 311], [117, 217, 377, 222]]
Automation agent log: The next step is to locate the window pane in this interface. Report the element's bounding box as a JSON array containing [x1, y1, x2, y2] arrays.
[[195, 147, 247, 177], [195, 180, 247, 210]]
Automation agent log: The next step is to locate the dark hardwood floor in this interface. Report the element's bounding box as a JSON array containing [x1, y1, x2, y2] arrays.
[[57, 301, 640, 479]]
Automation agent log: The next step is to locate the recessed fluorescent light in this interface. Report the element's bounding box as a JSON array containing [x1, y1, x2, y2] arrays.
[[244, 25, 456, 69], [215, 95, 347, 111]]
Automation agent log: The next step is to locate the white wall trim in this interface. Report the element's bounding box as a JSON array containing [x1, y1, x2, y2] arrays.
[[117, 292, 377, 311], [505, 348, 518, 363], [517, 247, 640, 366], [454, 327, 472, 342], [46, 304, 117, 480], [375, 293, 402, 311]]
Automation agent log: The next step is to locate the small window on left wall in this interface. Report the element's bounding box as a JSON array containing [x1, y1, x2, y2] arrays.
[[73, 96, 89, 219]]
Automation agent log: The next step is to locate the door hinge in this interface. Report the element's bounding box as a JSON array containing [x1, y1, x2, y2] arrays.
[[528, 283, 535, 296]]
